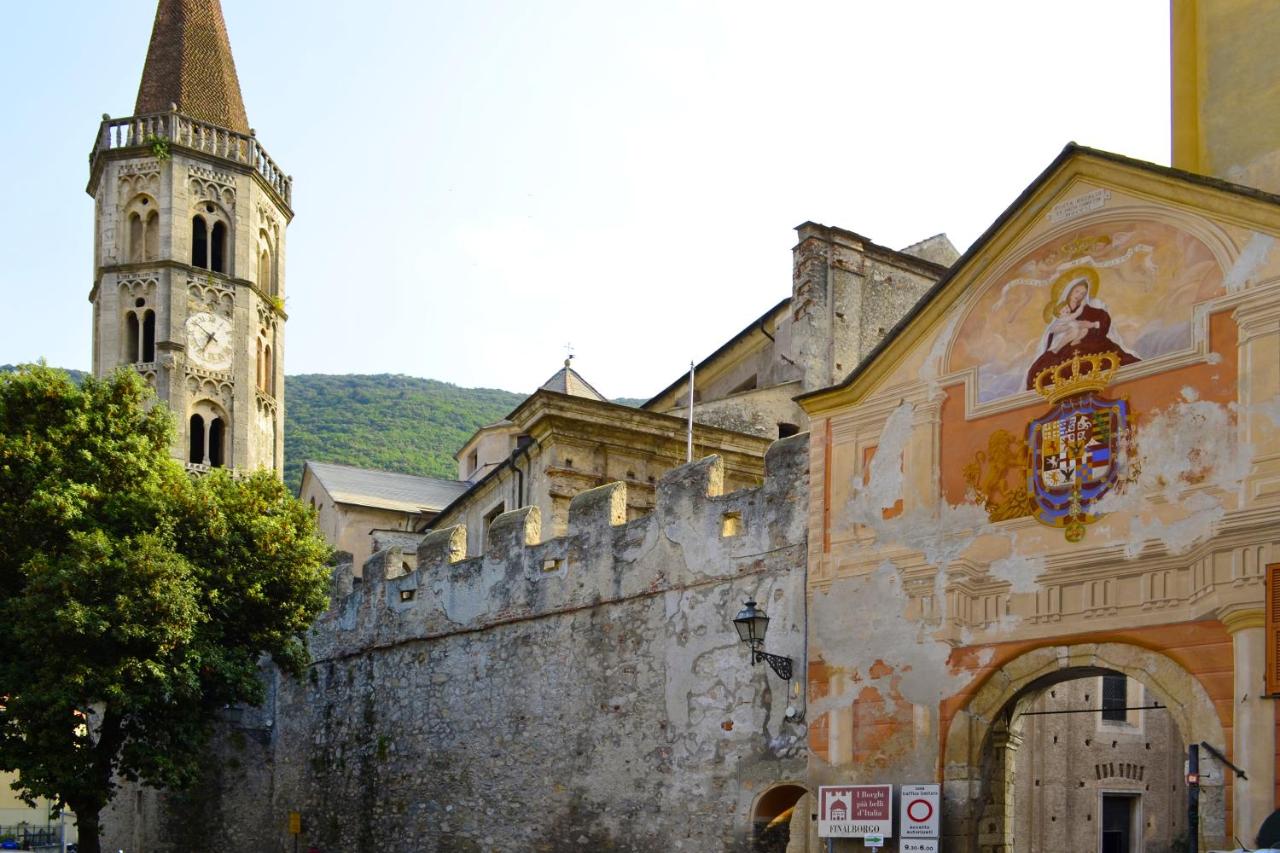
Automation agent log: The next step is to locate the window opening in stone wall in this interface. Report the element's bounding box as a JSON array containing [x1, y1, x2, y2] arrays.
[[731, 374, 758, 395], [210, 222, 227, 274], [467, 449, 479, 476], [189, 414, 205, 464], [129, 213, 144, 263], [482, 502, 506, 551], [778, 422, 800, 438], [208, 417, 225, 468], [141, 310, 155, 362], [256, 339, 263, 390], [125, 312, 140, 362], [265, 345, 274, 395], [145, 210, 158, 260], [191, 216, 208, 268], [1101, 675, 1127, 722], [721, 511, 743, 537]]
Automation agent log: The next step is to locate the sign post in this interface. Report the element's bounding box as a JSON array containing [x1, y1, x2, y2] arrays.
[[899, 783, 941, 851], [818, 785, 893, 840], [289, 810, 302, 853]]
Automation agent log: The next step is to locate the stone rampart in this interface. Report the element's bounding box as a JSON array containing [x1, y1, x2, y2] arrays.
[[123, 434, 811, 853]]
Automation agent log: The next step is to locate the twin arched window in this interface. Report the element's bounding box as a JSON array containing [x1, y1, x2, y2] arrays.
[[189, 405, 228, 468], [258, 229, 278, 297], [124, 195, 159, 263], [191, 207, 229, 274], [125, 308, 156, 363], [255, 334, 276, 396]]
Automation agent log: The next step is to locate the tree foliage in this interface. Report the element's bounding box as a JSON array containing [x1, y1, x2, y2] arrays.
[[0, 366, 331, 852]]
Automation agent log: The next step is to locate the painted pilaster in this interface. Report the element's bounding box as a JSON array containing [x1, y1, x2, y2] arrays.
[[1220, 606, 1276, 843]]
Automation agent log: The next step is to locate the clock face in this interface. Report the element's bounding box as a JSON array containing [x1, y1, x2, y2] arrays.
[[185, 311, 235, 372]]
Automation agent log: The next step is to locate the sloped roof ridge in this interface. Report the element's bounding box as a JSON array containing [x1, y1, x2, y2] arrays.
[[134, 0, 250, 133]]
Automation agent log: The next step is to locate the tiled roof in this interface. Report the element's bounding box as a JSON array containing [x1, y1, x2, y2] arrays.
[[134, 0, 250, 133], [303, 461, 470, 514], [539, 362, 607, 401]]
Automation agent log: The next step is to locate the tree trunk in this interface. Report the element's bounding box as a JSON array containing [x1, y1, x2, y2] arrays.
[[68, 801, 101, 853]]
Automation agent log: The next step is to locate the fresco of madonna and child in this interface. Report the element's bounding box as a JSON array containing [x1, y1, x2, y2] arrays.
[[1024, 267, 1140, 389]]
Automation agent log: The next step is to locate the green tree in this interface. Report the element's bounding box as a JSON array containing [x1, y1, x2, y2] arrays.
[[0, 366, 331, 853]]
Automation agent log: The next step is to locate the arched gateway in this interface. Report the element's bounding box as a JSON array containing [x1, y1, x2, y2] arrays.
[[942, 642, 1228, 852]]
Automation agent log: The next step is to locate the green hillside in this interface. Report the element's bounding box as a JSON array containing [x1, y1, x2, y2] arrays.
[[284, 374, 525, 492], [1, 367, 648, 494]]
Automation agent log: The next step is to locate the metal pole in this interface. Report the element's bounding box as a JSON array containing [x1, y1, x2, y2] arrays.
[[686, 360, 695, 463], [1187, 743, 1199, 853]]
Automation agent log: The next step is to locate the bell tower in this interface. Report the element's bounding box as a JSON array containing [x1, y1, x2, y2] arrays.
[[88, 0, 291, 475]]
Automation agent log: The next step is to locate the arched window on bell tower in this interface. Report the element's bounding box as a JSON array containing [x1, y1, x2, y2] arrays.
[[124, 195, 158, 263], [141, 310, 155, 363], [125, 312, 140, 362], [191, 216, 208, 268], [189, 413, 205, 464], [257, 228, 277, 296], [211, 221, 227, 274], [208, 417, 226, 467], [188, 401, 230, 469]]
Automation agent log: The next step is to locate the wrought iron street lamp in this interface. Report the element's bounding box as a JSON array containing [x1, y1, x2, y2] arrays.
[[732, 600, 793, 680]]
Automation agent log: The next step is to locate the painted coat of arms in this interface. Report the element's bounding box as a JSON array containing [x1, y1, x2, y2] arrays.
[[1029, 388, 1128, 541]]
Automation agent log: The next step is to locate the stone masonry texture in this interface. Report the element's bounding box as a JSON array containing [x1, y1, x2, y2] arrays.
[[106, 435, 810, 852]]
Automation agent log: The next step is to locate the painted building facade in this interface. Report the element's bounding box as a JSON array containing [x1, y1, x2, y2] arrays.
[[797, 145, 1280, 850]]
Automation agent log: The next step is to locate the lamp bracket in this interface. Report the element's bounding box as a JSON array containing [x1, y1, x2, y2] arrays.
[[752, 648, 793, 681]]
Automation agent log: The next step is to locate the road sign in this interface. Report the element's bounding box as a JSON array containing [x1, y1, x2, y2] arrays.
[[900, 783, 940, 838], [818, 784, 893, 838], [864, 834, 885, 848], [288, 811, 302, 834], [901, 840, 939, 853]]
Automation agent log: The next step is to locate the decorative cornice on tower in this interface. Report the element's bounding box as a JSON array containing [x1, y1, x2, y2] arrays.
[[134, 0, 250, 134]]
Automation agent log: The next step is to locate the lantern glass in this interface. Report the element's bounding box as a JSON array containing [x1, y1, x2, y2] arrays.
[[733, 600, 770, 645]]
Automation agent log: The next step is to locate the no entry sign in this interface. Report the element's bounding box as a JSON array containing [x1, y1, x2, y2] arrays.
[[900, 783, 941, 838], [818, 784, 893, 838]]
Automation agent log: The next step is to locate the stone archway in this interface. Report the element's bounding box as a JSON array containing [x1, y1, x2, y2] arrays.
[[751, 783, 809, 853], [942, 642, 1228, 852]]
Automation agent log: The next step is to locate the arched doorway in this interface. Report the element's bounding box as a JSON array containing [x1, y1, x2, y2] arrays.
[[942, 643, 1228, 852], [752, 783, 808, 853]]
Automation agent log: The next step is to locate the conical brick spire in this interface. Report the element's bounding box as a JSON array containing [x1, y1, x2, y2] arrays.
[[134, 0, 250, 133]]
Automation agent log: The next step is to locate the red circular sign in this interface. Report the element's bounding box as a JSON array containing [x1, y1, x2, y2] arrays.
[[906, 798, 934, 823]]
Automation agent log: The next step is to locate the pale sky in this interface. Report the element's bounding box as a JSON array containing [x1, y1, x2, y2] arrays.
[[0, 1, 1171, 398]]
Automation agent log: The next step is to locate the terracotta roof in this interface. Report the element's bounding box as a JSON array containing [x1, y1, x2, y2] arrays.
[[302, 461, 470, 514], [134, 0, 250, 133], [539, 361, 607, 401]]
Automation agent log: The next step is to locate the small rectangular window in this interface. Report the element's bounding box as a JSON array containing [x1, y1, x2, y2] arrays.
[[1101, 675, 1127, 722]]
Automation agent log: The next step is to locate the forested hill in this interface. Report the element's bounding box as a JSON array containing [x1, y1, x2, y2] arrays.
[[284, 374, 526, 492], [1, 366, 645, 494]]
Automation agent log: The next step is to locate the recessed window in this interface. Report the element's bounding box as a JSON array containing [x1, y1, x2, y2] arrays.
[[721, 511, 742, 537], [205, 203, 215, 214], [399, 589, 416, 603], [134, 297, 146, 308], [778, 422, 800, 438], [542, 558, 563, 573]]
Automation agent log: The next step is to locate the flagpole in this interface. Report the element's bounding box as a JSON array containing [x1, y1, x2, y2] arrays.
[[686, 360, 695, 464]]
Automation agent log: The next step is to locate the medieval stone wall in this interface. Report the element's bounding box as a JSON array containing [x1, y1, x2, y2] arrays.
[[108, 435, 810, 853]]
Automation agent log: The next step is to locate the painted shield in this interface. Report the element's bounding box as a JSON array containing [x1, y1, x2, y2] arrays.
[[1028, 392, 1128, 535]]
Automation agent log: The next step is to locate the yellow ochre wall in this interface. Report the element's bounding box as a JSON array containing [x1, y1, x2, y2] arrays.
[[1172, 0, 1280, 193]]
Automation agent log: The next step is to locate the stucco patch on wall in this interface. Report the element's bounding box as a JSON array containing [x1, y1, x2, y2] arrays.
[[1224, 231, 1275, 292]]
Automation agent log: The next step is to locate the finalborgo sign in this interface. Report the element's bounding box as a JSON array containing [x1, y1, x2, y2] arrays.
[[818, 784, 893, 838]]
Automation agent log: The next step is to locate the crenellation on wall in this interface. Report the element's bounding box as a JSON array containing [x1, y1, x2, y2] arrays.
[[317, 437, 809, 668]]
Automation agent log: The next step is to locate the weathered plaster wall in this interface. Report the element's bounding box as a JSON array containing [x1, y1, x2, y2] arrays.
[[799, 171, 1280, 851], [113, 438, 811, 853]]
